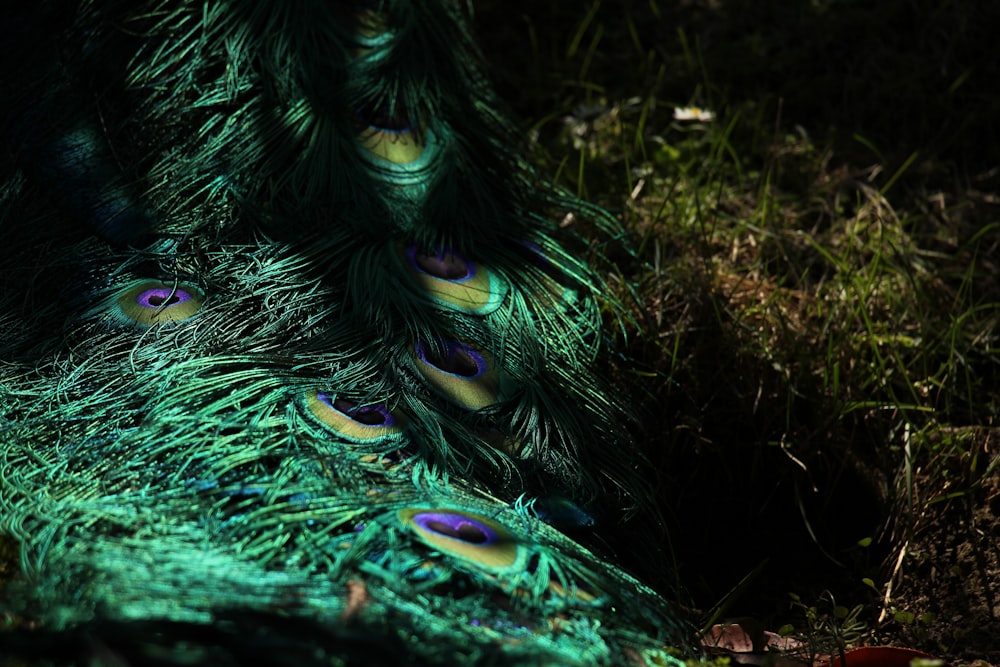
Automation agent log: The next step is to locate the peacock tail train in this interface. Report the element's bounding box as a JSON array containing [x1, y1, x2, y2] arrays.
[[1, 2, 688, 664]]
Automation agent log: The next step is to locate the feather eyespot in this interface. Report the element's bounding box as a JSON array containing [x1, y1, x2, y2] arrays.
[[353, 100, 444, 193], [398, 508, 524, 572], [411, 247, 473, 281], [326, 394, 396, 427], [115, 281, 203, 326], [356, 105, 426, 165], [412, 340, 501, 410], [397, 244, 508, 314], [302, 390, 407, 444], [415, 340, 487, 378], [358, 128, 425, 165]]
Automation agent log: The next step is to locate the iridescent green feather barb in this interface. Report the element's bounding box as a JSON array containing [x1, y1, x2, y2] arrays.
[[0, 1, 688, 664]]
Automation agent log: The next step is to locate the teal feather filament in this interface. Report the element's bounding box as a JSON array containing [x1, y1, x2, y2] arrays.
[[0, 1, 690, 662], [477, 428, 525, 455], [520, 240, 581, 311], [546, 579, 600, 603], [115, 281, 204, 326]]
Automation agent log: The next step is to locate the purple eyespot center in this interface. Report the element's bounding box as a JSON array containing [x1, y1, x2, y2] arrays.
[[356, 103, 413, 133], [406, 245, 474, 282], [317, 393, 395, 427], [413, 511, 498, 545], [414, 341, 487, 378], [136, 287, 192, 309]]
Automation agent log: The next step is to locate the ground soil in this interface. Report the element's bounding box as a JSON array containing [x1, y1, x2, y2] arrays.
[[872, 432, 1000, 664]]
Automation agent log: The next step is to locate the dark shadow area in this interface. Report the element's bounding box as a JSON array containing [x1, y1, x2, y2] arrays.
[[473, 0, 997, 636], [477, 0, 1000, 173]]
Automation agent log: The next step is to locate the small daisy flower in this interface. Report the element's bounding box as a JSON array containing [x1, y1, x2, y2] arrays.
[[673, 106, 715, 122]]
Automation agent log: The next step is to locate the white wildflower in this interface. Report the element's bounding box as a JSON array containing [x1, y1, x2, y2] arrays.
[[673, 106, 715, 122]]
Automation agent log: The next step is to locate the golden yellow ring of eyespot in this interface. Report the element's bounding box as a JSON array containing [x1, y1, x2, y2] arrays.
[[357, 125, 426, 165]]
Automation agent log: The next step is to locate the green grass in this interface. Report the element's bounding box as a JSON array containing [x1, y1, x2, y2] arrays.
[[476, 0, 1000, 662]]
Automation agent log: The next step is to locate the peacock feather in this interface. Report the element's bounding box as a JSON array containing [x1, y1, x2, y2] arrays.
[[1, 2, 688, 664]]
